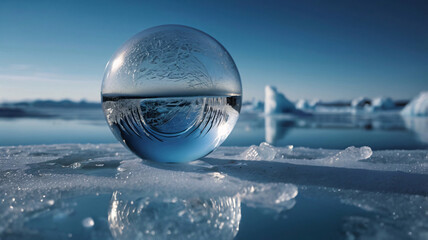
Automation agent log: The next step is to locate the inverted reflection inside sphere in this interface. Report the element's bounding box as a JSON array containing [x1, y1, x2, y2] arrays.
[[101, 25, 242, 162]]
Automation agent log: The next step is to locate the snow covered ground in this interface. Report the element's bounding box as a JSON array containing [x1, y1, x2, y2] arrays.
[[1, 143, 428, 239]]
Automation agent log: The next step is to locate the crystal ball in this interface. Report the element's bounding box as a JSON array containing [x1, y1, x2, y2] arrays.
[[101, 25, 242, 162]]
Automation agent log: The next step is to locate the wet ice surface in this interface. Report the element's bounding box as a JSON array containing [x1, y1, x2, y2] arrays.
[[1, 144, 428, 239]]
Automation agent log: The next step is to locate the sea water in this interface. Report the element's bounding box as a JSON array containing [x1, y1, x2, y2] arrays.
[[102, 95, 241, 162]]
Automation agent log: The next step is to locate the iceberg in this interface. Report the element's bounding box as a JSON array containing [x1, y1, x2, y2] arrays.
[[264, 86, 296, 115], [351, 97, 371, 108], [370, 97, 396, 111], [401, 91, 428, 116]]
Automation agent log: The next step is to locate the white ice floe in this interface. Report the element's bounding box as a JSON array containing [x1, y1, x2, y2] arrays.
[[402, 91, 428, 116], [264, 85, 296, 115]]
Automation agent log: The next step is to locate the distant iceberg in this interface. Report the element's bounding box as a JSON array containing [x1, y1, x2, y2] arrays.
[[241, 99, 264, 113], [371, 97, 395, 110], [401, 92, 428, 116], [264, 86, 296, 114], [351, 96, 400, 113], [295, 99, 319, 111], [366, 97, 396, 112], [351, 97, 371, 108]]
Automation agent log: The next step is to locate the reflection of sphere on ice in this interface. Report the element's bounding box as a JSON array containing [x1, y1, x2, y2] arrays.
[[108, 191, 241, 240]]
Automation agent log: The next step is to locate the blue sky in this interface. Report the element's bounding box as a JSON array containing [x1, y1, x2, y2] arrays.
[[0, 0, 427, 102]]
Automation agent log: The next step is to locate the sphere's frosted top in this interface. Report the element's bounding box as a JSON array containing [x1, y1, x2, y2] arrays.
[[102, 25, 241, 97]]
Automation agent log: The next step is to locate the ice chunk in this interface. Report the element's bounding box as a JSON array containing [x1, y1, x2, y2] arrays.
[[241, 142, 277, 160], [240, 183, 298, 213], [82, 217, 95, 228], [322, 146, 373, 163], [401, 91, 428, 116], [264, 85, 296, 114]]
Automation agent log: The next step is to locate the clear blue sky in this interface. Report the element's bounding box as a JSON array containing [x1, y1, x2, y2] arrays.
[[1, 0, 427, 102]]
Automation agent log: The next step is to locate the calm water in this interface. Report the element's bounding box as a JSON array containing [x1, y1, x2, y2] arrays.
[[1, 108, 428, 239], [1, 109, 427, 150]]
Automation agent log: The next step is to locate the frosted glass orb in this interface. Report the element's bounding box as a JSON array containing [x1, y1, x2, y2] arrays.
[[101, 25, 242, 162]]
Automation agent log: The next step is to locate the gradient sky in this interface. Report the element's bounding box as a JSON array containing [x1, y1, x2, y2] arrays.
[[1, 0, 427, 102]]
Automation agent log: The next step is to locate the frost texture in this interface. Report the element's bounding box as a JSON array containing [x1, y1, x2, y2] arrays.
[[102, 25, 241, 97], [124, 29, 213, 89]]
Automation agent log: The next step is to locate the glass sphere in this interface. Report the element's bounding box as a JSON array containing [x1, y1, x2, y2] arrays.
[[101, 25, 242, 162]]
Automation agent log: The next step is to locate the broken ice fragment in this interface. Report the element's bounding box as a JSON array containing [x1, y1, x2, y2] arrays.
[[323, 146, 372, 163], [240, 183, 298, 213], [241, 142, 277, 160], [82, 217, 95, 228]]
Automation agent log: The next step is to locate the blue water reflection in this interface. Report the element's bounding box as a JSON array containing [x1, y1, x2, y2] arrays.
[[1, 110, 427, 150]]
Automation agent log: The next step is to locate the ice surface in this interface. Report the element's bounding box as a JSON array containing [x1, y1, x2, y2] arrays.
[[264, 86, 296, 115], [1, 144, 428, 239], [402, 91, 428, 116]]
